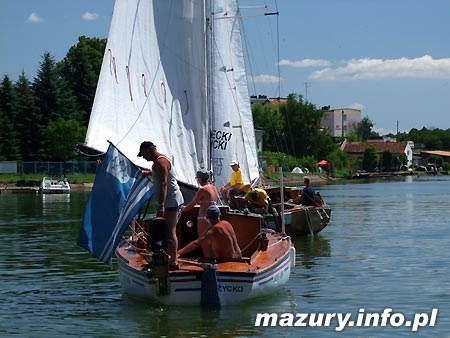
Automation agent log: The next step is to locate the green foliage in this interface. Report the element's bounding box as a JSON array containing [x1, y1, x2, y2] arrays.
[[0, 75, 20, 160], [396, 132, 408, 142], [381, 151, 393, 171], [362, 145, 379, 172], [344, 131, 359, 142], [42, 118, 86, 161], [58, 36, 106, 126], [355, 116, 379, 141], [280, 94, 325, 158], [33, 52, 60, 125], [252, 103, 285, 152], [14, 72, 42, 160], [326, 148, 350, 172], [34, 52, 79, 125], [408, 127, 450, 150], [399, 153, 408, 166], [428, 155, 443, 167]]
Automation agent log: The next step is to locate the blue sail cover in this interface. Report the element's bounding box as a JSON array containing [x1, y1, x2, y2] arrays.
[[77, 143, 153, 263]]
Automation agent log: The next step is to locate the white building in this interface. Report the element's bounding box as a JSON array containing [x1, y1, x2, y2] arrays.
[[321, 108, 361, 137]]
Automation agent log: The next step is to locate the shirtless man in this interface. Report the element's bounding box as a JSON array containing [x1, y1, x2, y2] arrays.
[[177, 205, 241, 260], [180, 168, 219, 255]]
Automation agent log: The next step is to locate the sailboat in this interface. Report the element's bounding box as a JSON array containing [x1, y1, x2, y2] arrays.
[[264, 186, 332, 236], [78, 0, 295, 307]]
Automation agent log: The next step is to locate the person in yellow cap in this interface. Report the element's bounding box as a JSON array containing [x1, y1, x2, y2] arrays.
[[219, 160, 244, 204]]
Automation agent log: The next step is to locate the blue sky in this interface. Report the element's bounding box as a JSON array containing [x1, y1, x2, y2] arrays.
[[2, 0, 450, 135]]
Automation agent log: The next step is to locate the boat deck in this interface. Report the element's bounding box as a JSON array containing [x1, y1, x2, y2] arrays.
[[117, 230, 292, 275]]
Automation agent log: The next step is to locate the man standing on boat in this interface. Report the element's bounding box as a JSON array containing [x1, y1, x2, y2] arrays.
[[138, 141, 184, 269]]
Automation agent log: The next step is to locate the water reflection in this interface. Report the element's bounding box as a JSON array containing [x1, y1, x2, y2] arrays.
[[118, 297, 271, 337], [41, 193, 71, 216], [293, 235, 331, 269]]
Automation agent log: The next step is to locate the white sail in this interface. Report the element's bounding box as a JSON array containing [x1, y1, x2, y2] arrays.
[[208, 0, 259, 188], [85, 0, 208, 186], [85, 0, 258, 189]]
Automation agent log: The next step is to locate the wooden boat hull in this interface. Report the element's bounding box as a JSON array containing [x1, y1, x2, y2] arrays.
[[265, 206, 332, 236], [115, 227, 294, 306]]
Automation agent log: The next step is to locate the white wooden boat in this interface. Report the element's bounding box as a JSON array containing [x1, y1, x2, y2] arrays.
[[77, 0, 295, 307], [38, 177, 70, 194], [116, 209, 294, 306]]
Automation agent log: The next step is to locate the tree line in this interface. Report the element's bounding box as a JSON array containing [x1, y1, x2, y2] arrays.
[[1, 35, 450, 175], [0, 36, 105, 162]]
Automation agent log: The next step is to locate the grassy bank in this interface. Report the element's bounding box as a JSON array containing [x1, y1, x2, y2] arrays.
[[0, 174, 96, 186]]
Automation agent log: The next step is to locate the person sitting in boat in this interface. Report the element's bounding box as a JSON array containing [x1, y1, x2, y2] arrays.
[[220, 160, 244, 204], [177, 205, 241, 260], [180, 168, 219, 255], [288, 176, 316, 207], [245, 188, 270, 214]]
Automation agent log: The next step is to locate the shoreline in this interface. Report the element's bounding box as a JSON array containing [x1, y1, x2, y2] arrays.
[[1, 171, 442, 193], [0, 183, 93, 193]]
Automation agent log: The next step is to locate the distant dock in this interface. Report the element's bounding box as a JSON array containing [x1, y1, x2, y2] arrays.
[[0, 185, 39, 193]]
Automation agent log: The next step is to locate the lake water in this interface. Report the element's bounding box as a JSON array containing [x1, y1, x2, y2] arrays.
[[1, 176, 449, 337]]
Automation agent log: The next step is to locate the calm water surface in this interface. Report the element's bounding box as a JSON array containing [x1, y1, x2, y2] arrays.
[[1, 176, 449, 337]]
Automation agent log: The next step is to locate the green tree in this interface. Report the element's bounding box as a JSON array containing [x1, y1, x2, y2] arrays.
[[14, 72, 42, 160], [252, 103, 286, 152], [33, 52, 61, 125], [279, 94, 325, 158], [396, 132, 408, 142], [381, 150, 393, 171], [326, 148, 350, 172], [407, 127, 450, 151], [399, 153, 408, 167], [428, 155, 443, 168], [362, 145, 379, 172], [355, 116, 379, 141], [58, 36, 106, 126], [42, 118, 87, 174], [0, 75, 20, 159]]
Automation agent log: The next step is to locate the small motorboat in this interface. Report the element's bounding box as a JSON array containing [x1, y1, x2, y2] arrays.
[[38, 177, 70, 194]]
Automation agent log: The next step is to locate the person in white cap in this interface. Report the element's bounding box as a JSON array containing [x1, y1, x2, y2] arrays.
[[177, 205, 241, 260], [219, 160, 244, 204]]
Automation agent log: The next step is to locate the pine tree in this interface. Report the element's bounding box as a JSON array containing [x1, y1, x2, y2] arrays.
[[14, 72, 42, 160], [0, 75, 20, 160], [33, 52, 60, 125]]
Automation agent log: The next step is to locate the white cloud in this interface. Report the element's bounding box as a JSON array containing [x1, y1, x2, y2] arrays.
[[82, 12, 99, 21], [252, 74, 280, 84], [310, 55, 450, 81], [347, 103, 365, 111], [27, 12, 43, 23], [279, 59, 331, 68]]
